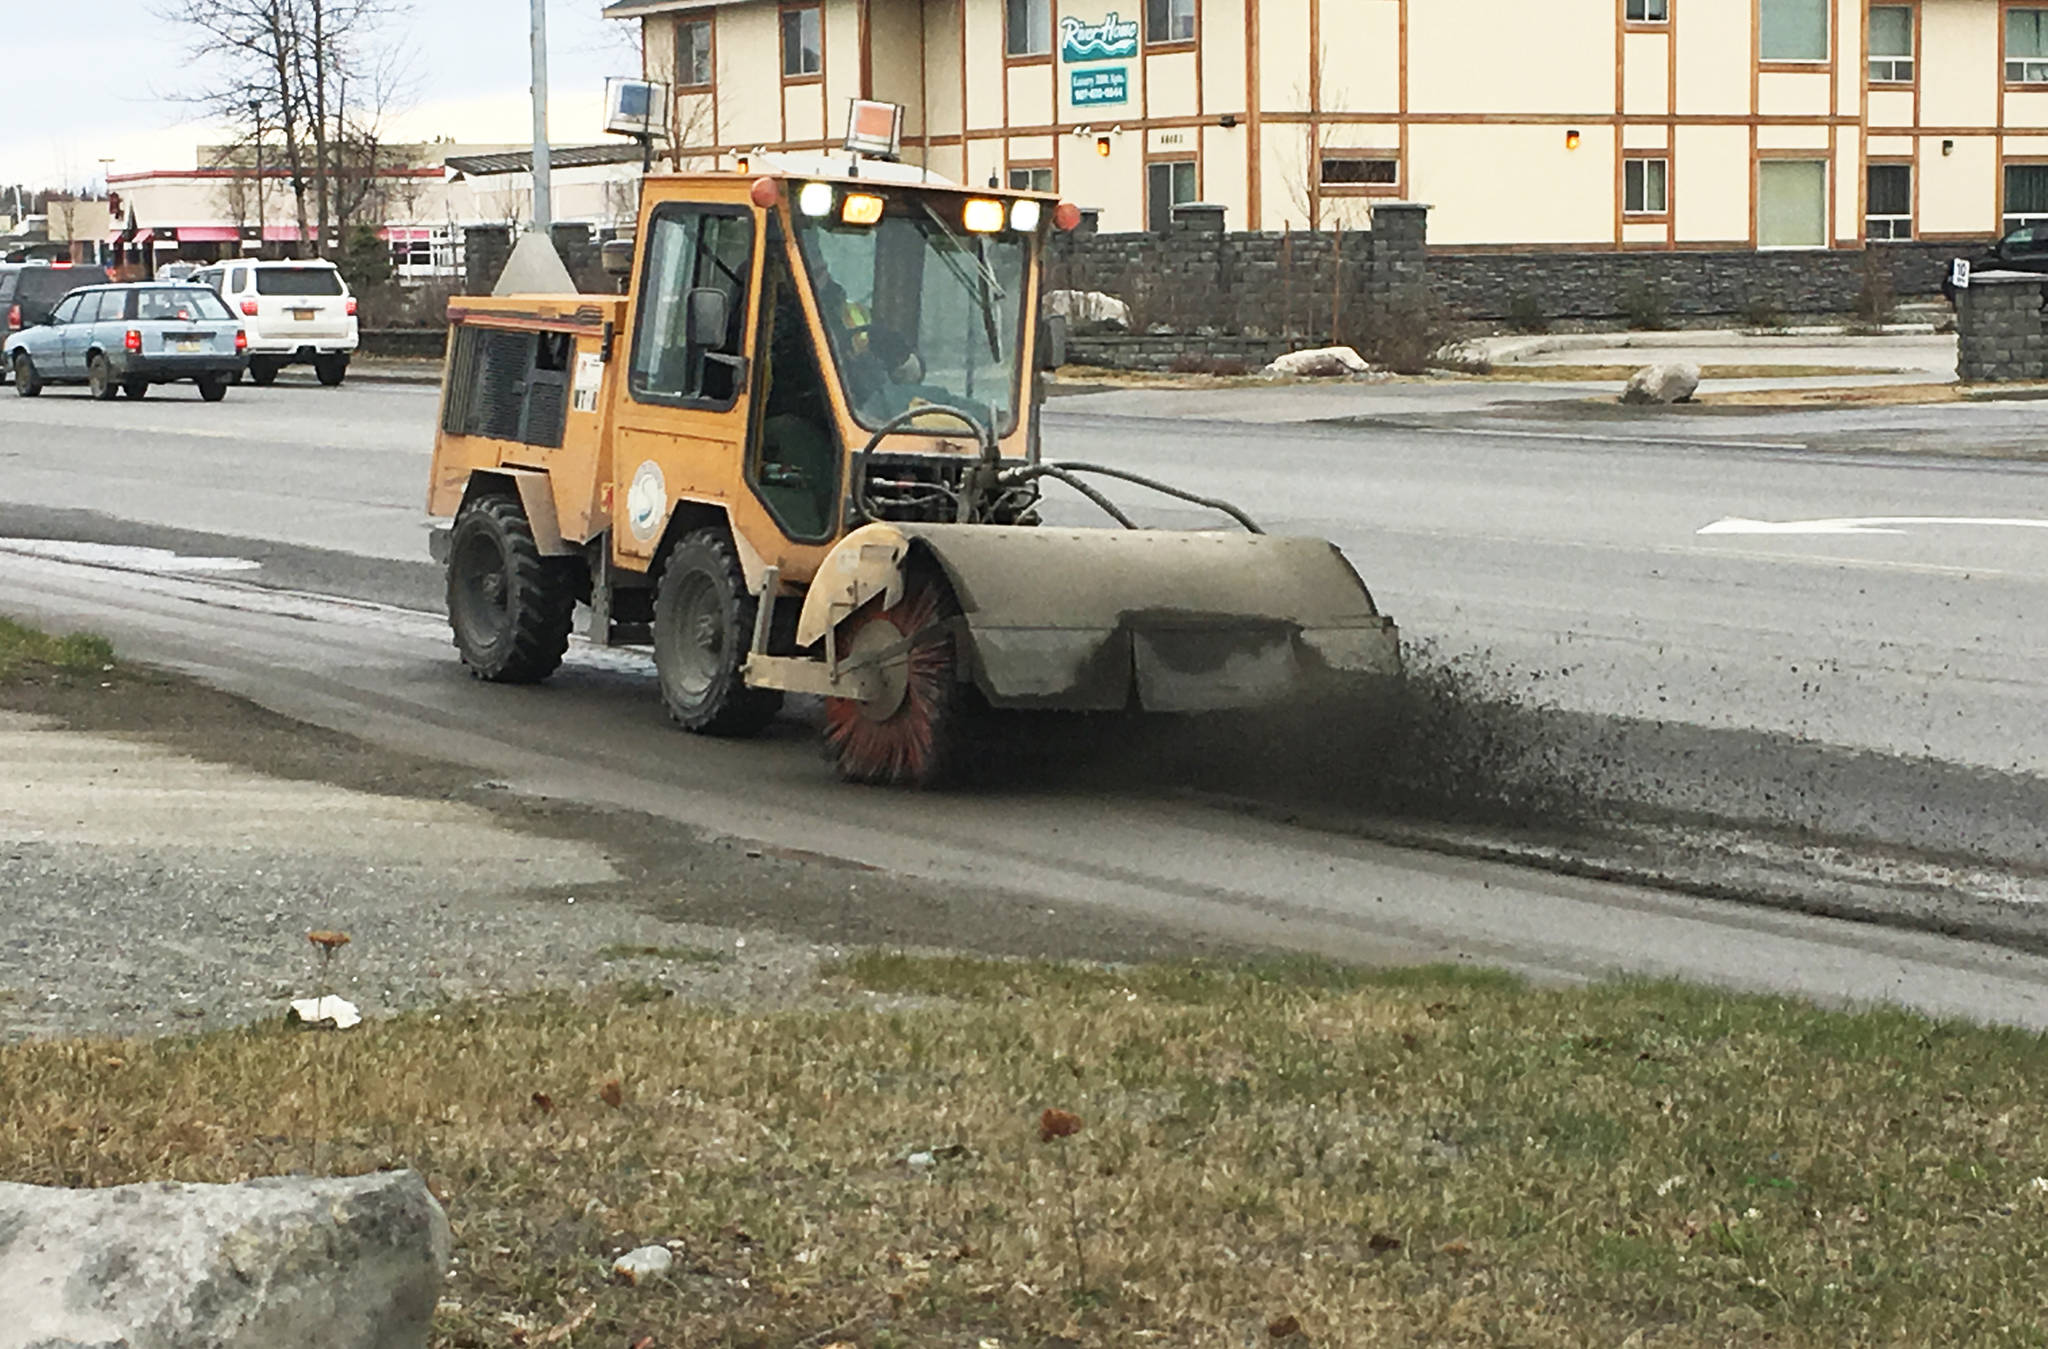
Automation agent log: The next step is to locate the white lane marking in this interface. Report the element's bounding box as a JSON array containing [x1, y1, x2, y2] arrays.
[[0, 538, 261, 573], [1700, 516, 2048, 536]]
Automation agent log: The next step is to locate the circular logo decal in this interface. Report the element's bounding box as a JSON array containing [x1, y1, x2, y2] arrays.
[[626, 461, 666, 542]]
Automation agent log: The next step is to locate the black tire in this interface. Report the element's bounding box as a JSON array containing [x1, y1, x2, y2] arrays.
[[314, 354, 348, 387], [445, 494, 580, 683], [11, 353, 39, 398], [248, 359, 279, 386], [87, 353, 118, 401], [122, 379, 149, 400], [653, 528, 783, 736], [196, 376, 228, 403]]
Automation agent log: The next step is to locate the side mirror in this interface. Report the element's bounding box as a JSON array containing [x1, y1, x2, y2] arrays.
[[686, 287, 729, 347], [1036, 313, 1069, 371]]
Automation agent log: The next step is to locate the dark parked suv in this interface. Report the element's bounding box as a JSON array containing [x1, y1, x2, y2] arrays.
[[0, 263, 114, 379], [1943, 225, 2048, 302]]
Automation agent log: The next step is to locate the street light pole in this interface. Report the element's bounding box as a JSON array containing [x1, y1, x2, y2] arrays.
[[529, 0, 552, 234], [251, 99, 265, 258]]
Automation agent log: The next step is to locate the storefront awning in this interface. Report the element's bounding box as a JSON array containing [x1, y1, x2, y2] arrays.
[[177, 226, 241, 243]]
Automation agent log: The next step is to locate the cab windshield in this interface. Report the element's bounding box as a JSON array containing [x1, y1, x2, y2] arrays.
[[790, 191, 1032, 438]]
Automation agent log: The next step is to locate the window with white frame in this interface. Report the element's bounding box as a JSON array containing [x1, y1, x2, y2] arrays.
[[1758, 160, 1827, 247], [1006, 0, 1052, 56], [1147, 0, 1196, 43], [2008, 9, 2048, 83], [1146, 160, 1197, 232], [1868, 6, 1913, 82], [1008, 166, 1054, 193], [2004, 163, 2048, 232], [1625, 0, 1668, 22], [781, 6, 821, 78], [1319, 154, 1398, 189], [1866, 163, 1911, 239], [1624, 157, 1669, 214], [1760, 0, 1827, 60], [677, 18, 712, 88]]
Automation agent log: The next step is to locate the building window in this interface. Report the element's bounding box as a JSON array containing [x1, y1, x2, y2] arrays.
[[1624, 157, 1669, 215], [1147, 0, 1196, 44], [1319, 154, 1398, 189], [1146, 159, 1197, 232], [2004, 163, 2048, 232], [1758, 160, 1827, 247], [1867, 6, 1913, 82], [1760, 0, 1827, 60], [781, 6, 822, 78], [1625, 0, 1668, 22], [1006, 0, 1052, 57], [1866, 163, 1912, 239], [677, 18, 712, 88], [1008, 165, 1054, 193], [2008, 9, 2048, 82]]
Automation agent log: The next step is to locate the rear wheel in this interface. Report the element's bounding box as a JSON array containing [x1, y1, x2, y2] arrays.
[[653, 528, 782, 737], [445, 494, 579, 683], [86, 353, 118, 401], [122, 379, 149, 399], [196, 376, 228, 403], [11, 353, 39, 398], [248, 359, 279, 386], [314, 354, 348, 387], [824, 565, 974, 787]]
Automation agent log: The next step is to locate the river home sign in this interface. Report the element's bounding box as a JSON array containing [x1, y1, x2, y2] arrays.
[[1063, 12, 1136, 106]]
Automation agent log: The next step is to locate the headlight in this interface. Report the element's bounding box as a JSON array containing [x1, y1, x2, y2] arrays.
[[1009, 199, 1042, 233], [842, 193, 885, 225], [962, 198, 1006, 233], [798, 181, 835, 218]]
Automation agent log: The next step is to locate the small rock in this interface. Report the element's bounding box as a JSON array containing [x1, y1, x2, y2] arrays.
[[286, 994, 362, 1029], [1619, 361, 1701, 404], [613, 1245, 675, 1285], [1262, 345, 1374, 378], [906, 1151, 936, 1171]]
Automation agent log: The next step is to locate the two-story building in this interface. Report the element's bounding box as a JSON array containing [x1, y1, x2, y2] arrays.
[[603, 0, 2046, 250]]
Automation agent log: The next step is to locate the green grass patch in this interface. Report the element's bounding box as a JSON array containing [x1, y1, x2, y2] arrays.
[[0, 615, 114, 683], [4, 956, 2046, 1346]]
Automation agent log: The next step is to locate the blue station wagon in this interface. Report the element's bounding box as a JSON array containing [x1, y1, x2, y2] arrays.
[[4, 283, 248, 402]]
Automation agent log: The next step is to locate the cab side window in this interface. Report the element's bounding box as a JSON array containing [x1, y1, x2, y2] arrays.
[[48, 295, 83, 325], [628, 206, 753, 409]]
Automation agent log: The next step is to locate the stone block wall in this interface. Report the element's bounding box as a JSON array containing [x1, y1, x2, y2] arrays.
[[1955, 274, 2048, 381]]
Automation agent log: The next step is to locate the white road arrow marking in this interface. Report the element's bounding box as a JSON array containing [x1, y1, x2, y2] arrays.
[[1699, 516, 2048, 537], [0, 539, 261, 573]]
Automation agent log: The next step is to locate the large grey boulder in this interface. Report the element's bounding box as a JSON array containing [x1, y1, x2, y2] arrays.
[[1620, 361, 1701, 404], [1043, 289, 1132, 333], [0, 1170, 451, 1349]]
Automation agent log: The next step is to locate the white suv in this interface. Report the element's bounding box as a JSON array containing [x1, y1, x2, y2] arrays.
[[194, 259, 358, 386]]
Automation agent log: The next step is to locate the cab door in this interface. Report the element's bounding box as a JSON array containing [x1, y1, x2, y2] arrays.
[[610, 200, 762, 571]]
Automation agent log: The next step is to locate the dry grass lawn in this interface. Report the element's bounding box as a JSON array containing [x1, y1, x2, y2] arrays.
[[6, 955, 2048, 1347], [0, 615, 113, 682]]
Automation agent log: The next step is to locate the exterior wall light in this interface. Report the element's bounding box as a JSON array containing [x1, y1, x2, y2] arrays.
[[1565, 129, 1582, 151], [1942, 139, 1955, 156]]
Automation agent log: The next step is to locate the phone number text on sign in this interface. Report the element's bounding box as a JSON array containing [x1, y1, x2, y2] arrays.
[[1071, 67, 1129, 107]]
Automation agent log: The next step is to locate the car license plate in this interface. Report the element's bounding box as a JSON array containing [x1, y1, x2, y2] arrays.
[[176, 339, 202, 353], [292, 308, 316, 320]]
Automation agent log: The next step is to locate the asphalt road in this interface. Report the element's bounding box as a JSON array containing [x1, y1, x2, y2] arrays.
[[5, 377, 2048, 1026]]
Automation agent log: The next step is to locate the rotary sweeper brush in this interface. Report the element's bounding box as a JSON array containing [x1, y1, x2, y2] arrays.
[[425, 131, 1399, 786]]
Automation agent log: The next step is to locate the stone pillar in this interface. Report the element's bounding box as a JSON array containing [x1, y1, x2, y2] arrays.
[[1956, 271, 2048, 382], [550, 223, 602, 293], [1365, 201, 1429, 313], [1170, 202, 1228, 235], [462, 225, 512, 297]]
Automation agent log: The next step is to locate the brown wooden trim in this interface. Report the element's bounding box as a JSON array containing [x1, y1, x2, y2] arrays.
[[858, 0, 871, 98], [1398, 0, 1410, 226], [1430, 239, 1757, 254], [1759, 60, 1833, 72], [1259, 111, 1866, 126], [1614, 0, 1627, 245], [1004, 52, 1054, 67], [1248, 0, 1262, 228], [1309, 0, 1321, 229], [957, 0, 968, 181]]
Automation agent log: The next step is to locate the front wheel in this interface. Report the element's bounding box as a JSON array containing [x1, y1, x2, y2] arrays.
[[653, 529, 783, 737], [823, 565, 975, 787], [11, 353, 39, 398], [196, 376, 228, 403], [445, 494, 579, 683], [86, 353, 118, 401], [314, 354, 348, 387]]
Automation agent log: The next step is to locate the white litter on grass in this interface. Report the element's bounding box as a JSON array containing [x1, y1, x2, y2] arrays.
[[2030, 1177, 2048, 1194], [286, 995, 362, 1029], [1655, 1175, 1687, 1197], [613, 1244, 674, 1285], [0, 538, 260, 574]]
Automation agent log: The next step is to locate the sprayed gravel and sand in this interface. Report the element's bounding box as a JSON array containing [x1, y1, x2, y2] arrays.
[[0, 711, 833, 1042]]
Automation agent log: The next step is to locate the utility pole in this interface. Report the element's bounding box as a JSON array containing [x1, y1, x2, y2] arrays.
[[529, 0, 552, 233]]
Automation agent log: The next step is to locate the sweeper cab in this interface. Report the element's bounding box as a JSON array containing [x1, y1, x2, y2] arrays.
[[425, 149, 1400, 785]]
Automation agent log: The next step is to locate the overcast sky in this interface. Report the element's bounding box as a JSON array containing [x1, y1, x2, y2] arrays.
[[2, 0, 642, 191]]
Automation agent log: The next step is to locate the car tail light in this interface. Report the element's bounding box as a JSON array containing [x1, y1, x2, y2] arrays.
[[235, 329, 247, 352], [345, 297, 358, 316], [241, 299, 258, 316], [5, 305, 17, 330], [125, 329, 142, 353]]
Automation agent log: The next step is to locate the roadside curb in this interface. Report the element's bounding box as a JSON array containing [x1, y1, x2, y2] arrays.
[[1483, 324, 1944, 363]]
